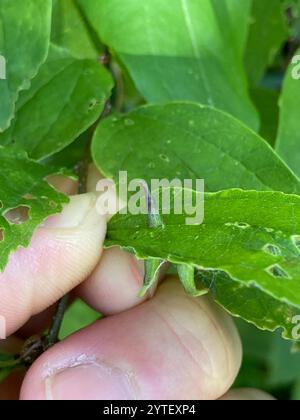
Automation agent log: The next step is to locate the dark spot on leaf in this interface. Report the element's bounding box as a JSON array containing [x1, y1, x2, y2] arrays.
[[266, 264, 290, 279], [88, 98, 98, 111], [4, 206, 30, 225], [159, 154, 170, 163], [0, 229, 4, 242]]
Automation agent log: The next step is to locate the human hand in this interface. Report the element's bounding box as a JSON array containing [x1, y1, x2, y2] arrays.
[[0, 176, 274, 400]]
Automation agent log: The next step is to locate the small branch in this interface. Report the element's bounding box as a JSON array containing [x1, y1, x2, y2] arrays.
[[44, 294, 69, 350]]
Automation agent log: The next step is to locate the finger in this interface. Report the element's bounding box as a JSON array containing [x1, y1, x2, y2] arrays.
[[21, 278, 242, 400], [220, 388, 275, 400], [77, 247, 147, 315], [0, 193, 106, 336], [79, 164, 148, 314]]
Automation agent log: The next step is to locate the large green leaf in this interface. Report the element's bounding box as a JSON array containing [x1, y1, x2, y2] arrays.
[[106, 188, 300, 339], [276, 49, 300, 178], [235, 321, 297, 393], [92, 102, 300, 195], [80, 0, 258, 129], [211, 0, 252, 59], [245, 0, 288, 86], [51, 0, 102, 59], [0, 0, 52, 131], [0, 146, 69, 271], [251, 88, 280, 146], [0, 46, 114, 160]]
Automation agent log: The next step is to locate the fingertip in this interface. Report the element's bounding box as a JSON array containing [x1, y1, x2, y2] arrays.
[[78, 247, 146, 315], [0, 194, 107, 335], [21, 279, 242, 400]]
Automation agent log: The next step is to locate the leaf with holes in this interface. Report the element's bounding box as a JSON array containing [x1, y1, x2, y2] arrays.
[[79, 0, 258, 129], [92, 102, 300, 195], [0, 0, 52, 132], [0, 146, 69, 271], [106, 188, 300, 339], [0, 45, 114, 160]]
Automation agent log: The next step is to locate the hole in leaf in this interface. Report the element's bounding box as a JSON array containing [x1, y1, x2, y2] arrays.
[[263, 244, 281, 257], [4, 206, 30, 225], [266, 264, 291, 279], [159, 154, 170, 163], [291, 235, 300, 252], [225, 222, 250, 229], [264, 227, 274, 233], [88, 98, 99, 111], [236, 222, 250, 229]]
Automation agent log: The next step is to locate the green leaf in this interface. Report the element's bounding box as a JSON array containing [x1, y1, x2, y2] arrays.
[[0, 0, 52, 131], [43, 129, 91, 169], [178, 264, 208, 297], [59, 299, 100, 339], [92, 102, 300, 195], [198, 269, 300, 339], [237, 320, 300, 391], [51, 0, 102, 59], [292, 378, 300, 400], [0, 146, 69, 271], [251, 88, 280, 146], [141, 258, 165, 297], [245, 0, 288, 86], [106, 188, 300, 339], [0, 46, 114, 160], [211, 0, 252, 59], [80, 0, 258, 129], [276, 48, 300, 178]]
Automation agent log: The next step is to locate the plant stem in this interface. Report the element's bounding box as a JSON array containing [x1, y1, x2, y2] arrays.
[[44, 294, 69, 350]]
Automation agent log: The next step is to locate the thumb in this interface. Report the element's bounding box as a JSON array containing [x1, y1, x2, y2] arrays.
[[0, 193, 106, 336]]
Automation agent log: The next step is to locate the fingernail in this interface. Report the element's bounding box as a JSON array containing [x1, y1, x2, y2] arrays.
[[43, 194, 97, 229], [45, 361, 139, 400]]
